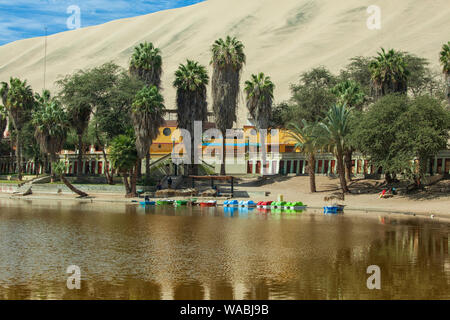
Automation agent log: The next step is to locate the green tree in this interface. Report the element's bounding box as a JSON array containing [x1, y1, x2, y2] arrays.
[[353, 94, 411, 184], [32, 96, 69, 181], [397, 95, 450, 186], [340, 56, 373, 97], [369, 48, 409, 98], [109, 133, 139, 197], [0, 78, 35, 180], [289, 67, 337, 123], [440, 41, 450, 105], [211, 36, 246, 175], [57, 71, 93, 177], [320, 104, 351, 193], [132, 85, 166, 183], [173, 59, 209, 175], [287, 120, 328, 192], [53, 161, 88, 197]]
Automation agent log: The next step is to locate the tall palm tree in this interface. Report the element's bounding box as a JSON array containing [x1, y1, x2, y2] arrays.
[[0, 78, 34, 180], [321, 104, 351, 193], [129, 41, 163, 177], [440, 41, 450, 105], [0, 105, 6, 143], [130, 42, 163, 88], [173, 59, 209, 175], [286, 120, 328, 193], [244, 72, 275, 173], [211, 36, 246, 175], [331, 80, 365, 182], [131, 85, 166, 183], [32, 96, 69, 181], [369, 48, 409, 98]]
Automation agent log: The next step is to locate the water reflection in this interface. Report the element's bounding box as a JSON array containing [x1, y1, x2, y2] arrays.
[[0, 199, 450, 299]]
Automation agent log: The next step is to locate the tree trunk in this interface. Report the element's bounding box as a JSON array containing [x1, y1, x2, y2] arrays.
[[220, 137, 226, 176], [60, 175, 88, 197], [95, 126, 114, 185], [445, 73, 450, 106], [336, 147, 349, 193], [77, 133, 83, 177], [122, 172, 131, 195], [137, 159, 142, 179], [15, 132, 22, 181], [127, 162, 138, 198], [344, 148, 353, 182], [145, 152, 151, 181], [308, 154, 317, 193], [384, 173, 393, 184], [50, 152, 57, 183]]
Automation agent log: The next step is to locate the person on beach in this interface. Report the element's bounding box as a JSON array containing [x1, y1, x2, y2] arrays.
[[167, 177, 173, 189], [156, 181, 162, 190]]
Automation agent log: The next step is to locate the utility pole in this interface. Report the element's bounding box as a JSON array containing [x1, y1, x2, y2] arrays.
[[44, 27, 48, 90]]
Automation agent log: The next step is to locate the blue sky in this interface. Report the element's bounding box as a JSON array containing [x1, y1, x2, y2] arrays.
[[0, 0, 204, 45]]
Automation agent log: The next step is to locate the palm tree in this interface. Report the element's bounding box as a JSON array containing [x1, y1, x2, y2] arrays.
[[130, 42, 162, 88], [369, 48, 409, 98], [331, 80, 365, 182], [440, 41, 450, 105], [0, 78, 34, 180], [32, 96, 69, 181], [131, 85, 166, 183], [320, 105, 351, 193], [0, 105, 6, 143], [244, 72, 275, 173], [173, 59, 209, 175], [129, 41, 163, 178], [286, 120, 328, 193], [211, 36, 246, 175]]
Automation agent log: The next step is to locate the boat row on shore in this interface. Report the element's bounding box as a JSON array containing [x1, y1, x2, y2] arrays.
[[139, 199, 343, 214]]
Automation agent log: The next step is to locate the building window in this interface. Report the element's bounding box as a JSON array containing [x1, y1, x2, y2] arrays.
[[163, 128, 172, 136]]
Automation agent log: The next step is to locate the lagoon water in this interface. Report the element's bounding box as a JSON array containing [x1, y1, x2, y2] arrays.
[[0, 199, 450, 300]]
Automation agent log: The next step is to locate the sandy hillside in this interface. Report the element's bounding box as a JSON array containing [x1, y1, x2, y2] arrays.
[[0, 0, 449, 127]]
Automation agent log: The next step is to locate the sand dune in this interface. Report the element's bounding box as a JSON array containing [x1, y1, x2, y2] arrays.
[[0, 0, 449, 127]]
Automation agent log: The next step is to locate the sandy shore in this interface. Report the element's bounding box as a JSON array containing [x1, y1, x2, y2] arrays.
[[1, 176, 449, 218]]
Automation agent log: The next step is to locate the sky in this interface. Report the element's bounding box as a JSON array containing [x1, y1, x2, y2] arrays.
[[0, 0, 204, 45]]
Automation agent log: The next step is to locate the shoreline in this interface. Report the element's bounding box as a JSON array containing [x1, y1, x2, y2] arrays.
[[1, 191, 448, 220]]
